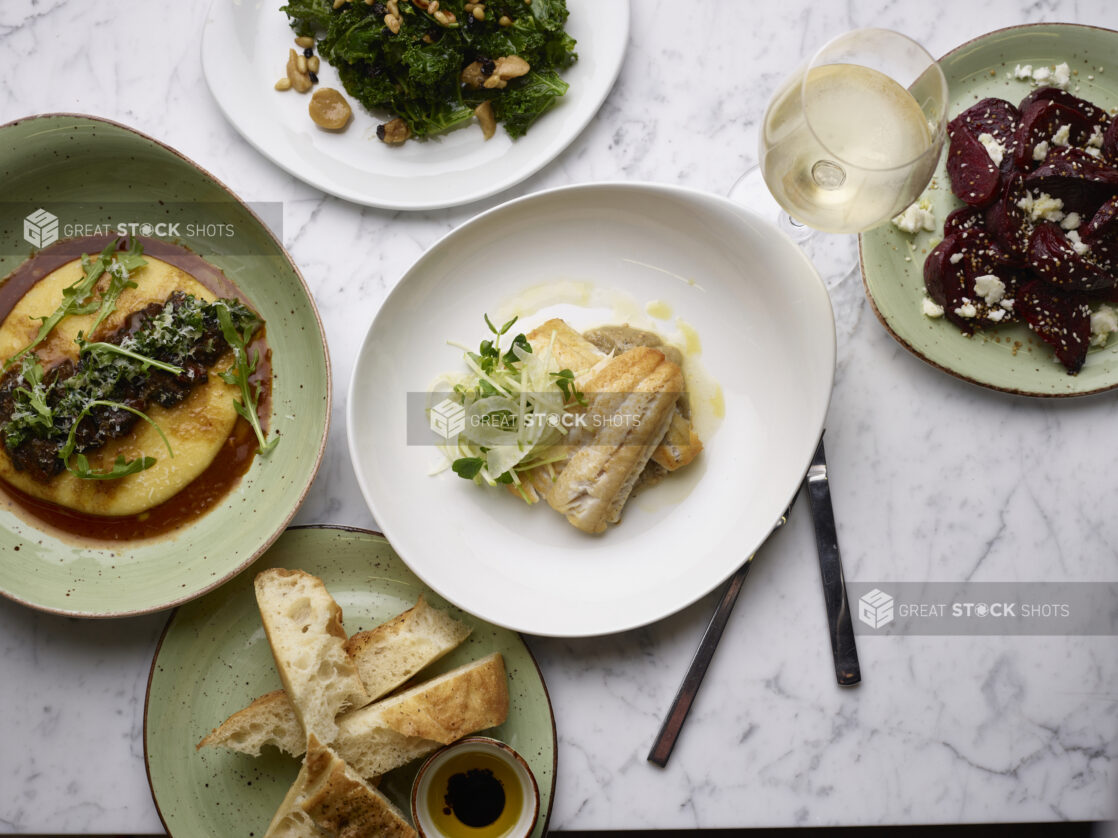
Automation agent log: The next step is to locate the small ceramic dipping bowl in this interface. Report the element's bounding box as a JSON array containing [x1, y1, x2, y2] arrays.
[[411, 736, 540, 838]]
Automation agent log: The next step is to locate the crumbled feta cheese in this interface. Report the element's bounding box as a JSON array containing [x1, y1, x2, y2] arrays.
[[954, 300, 978, 319], [978, 132, 1006, 166], [1053, 62, 1071, 88], [1086, 146, 1103, 159], [1051, 123, 1072, 147], [1013, 62, 1072, 89], [922, 297, 945, 319], [1060, 212, 1082, 231], [1088, 125, 1105, 149], [1000, 298, 1015, 311], [949, 252, 964, 265], [988, 308, 1007, 322], [1090, 305, 1118, 347], [1017, 190, 1065, 223], [1065, 229, 1090, 256], [1033, 140, 1049, 162], [892, 198, 936, 234], [973, 274, 1006, 305]]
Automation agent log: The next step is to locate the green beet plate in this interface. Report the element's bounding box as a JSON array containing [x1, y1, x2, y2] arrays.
[[0, 114, 329, 615], [144, 527, 556, 838], [860, 24, 1118, 396]]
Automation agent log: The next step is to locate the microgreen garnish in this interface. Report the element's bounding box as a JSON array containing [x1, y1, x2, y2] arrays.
[[550, 368, 585, 406], [451, 457, 483, 479], [215, 301, 277, 456]]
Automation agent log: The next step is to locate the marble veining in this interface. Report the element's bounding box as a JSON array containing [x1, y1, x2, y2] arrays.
[[1, 0, 1118, 832]]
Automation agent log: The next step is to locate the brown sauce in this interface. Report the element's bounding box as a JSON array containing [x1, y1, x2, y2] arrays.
[[0, 235, 272, 542]]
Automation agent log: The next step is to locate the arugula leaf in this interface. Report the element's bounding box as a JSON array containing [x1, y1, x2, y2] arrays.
[[214, 302, 277, 456], [86, 238, 145, 338], [59, 399, 172, 481], [78, 339, 185, 377], [68, 452, 156, 481], [5, 239, 147, 370]]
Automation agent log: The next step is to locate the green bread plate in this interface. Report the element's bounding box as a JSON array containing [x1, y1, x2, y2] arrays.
[[0, 113, 329, 615], [860, 24, 1118, 397], [144, 526, 556, 838]]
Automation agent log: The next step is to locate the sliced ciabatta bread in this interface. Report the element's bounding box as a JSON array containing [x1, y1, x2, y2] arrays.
[[262, 745, 320, 838], [255, 568, 370, 746], [196, 689, 303, 757], [334, 652, 509, 779], [299, 736, 416, 838], [344, 595, 472, 702], [198, 595, 473, 757]]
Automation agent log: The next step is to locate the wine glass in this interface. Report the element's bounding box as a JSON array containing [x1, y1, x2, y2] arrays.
[[730, 28, 948, 287]]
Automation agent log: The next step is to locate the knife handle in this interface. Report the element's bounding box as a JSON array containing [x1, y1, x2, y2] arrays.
[[806, 461, 861, 687]]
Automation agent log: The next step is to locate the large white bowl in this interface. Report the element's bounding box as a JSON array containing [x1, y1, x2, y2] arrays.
[[347, 182, 835, 636]]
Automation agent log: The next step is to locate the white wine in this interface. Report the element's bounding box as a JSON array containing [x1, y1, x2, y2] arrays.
[[760, 63, 938, 233]]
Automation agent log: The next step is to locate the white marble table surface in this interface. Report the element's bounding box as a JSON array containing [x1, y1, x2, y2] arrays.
[[2, 0, 1117, 832]]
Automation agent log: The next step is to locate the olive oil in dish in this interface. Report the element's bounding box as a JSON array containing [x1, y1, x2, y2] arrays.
[[426, 750, 523, 837]]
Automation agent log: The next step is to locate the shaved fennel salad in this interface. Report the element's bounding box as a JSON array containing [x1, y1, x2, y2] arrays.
[[429, 315, 590, 500]]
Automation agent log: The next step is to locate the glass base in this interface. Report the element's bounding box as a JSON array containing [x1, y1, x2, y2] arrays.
[[727, 167, 859, 290]]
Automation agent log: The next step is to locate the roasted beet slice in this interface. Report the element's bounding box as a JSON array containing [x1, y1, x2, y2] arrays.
[[1103, 119, 1118, 166], [947, 123, 1001, 206], [1081, 194, 1118, 242], [943, 205, 985, 236], [925, 230, 1017, 331], [1016, 279, 1091, 373], [1013, 100, 1098, 169], [1027, 221, 1118, 292], [924, 233, 965, 308], [951, 98, 1020, 170], [984, 172, 1030, 263], [1025, 146, 1118, 216], [1019, 87, 1109, 127]]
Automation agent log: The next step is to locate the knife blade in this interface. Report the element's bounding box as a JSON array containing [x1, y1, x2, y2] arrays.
[[805, 437, 861, 687]]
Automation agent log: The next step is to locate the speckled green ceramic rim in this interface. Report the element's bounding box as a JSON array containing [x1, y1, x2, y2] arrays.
[[860, 24, 1118, 397], [0, 114, 330, 615], [144, 526, 557, 838]]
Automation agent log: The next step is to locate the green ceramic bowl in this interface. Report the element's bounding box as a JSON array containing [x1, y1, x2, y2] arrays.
[[860, 24, 1118, 397], [0, 114, 330, 615], [144, 526, 556, 838]]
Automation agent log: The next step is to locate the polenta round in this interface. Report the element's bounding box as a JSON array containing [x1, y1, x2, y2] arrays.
[[0, 255, 240, 517]]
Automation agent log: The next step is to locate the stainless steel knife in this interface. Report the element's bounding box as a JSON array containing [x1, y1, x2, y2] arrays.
[[805, 436, 861, 687]]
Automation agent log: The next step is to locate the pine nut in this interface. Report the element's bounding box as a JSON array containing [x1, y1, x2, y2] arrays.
[[428, 0, 438, 11], [295, 36, 315, 48], [275, 77, 292, 91], [472, 5, 484, 19], [308, 56, 320, 73], [499, 14, 511, 26], [296, 54, 308, 73]]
